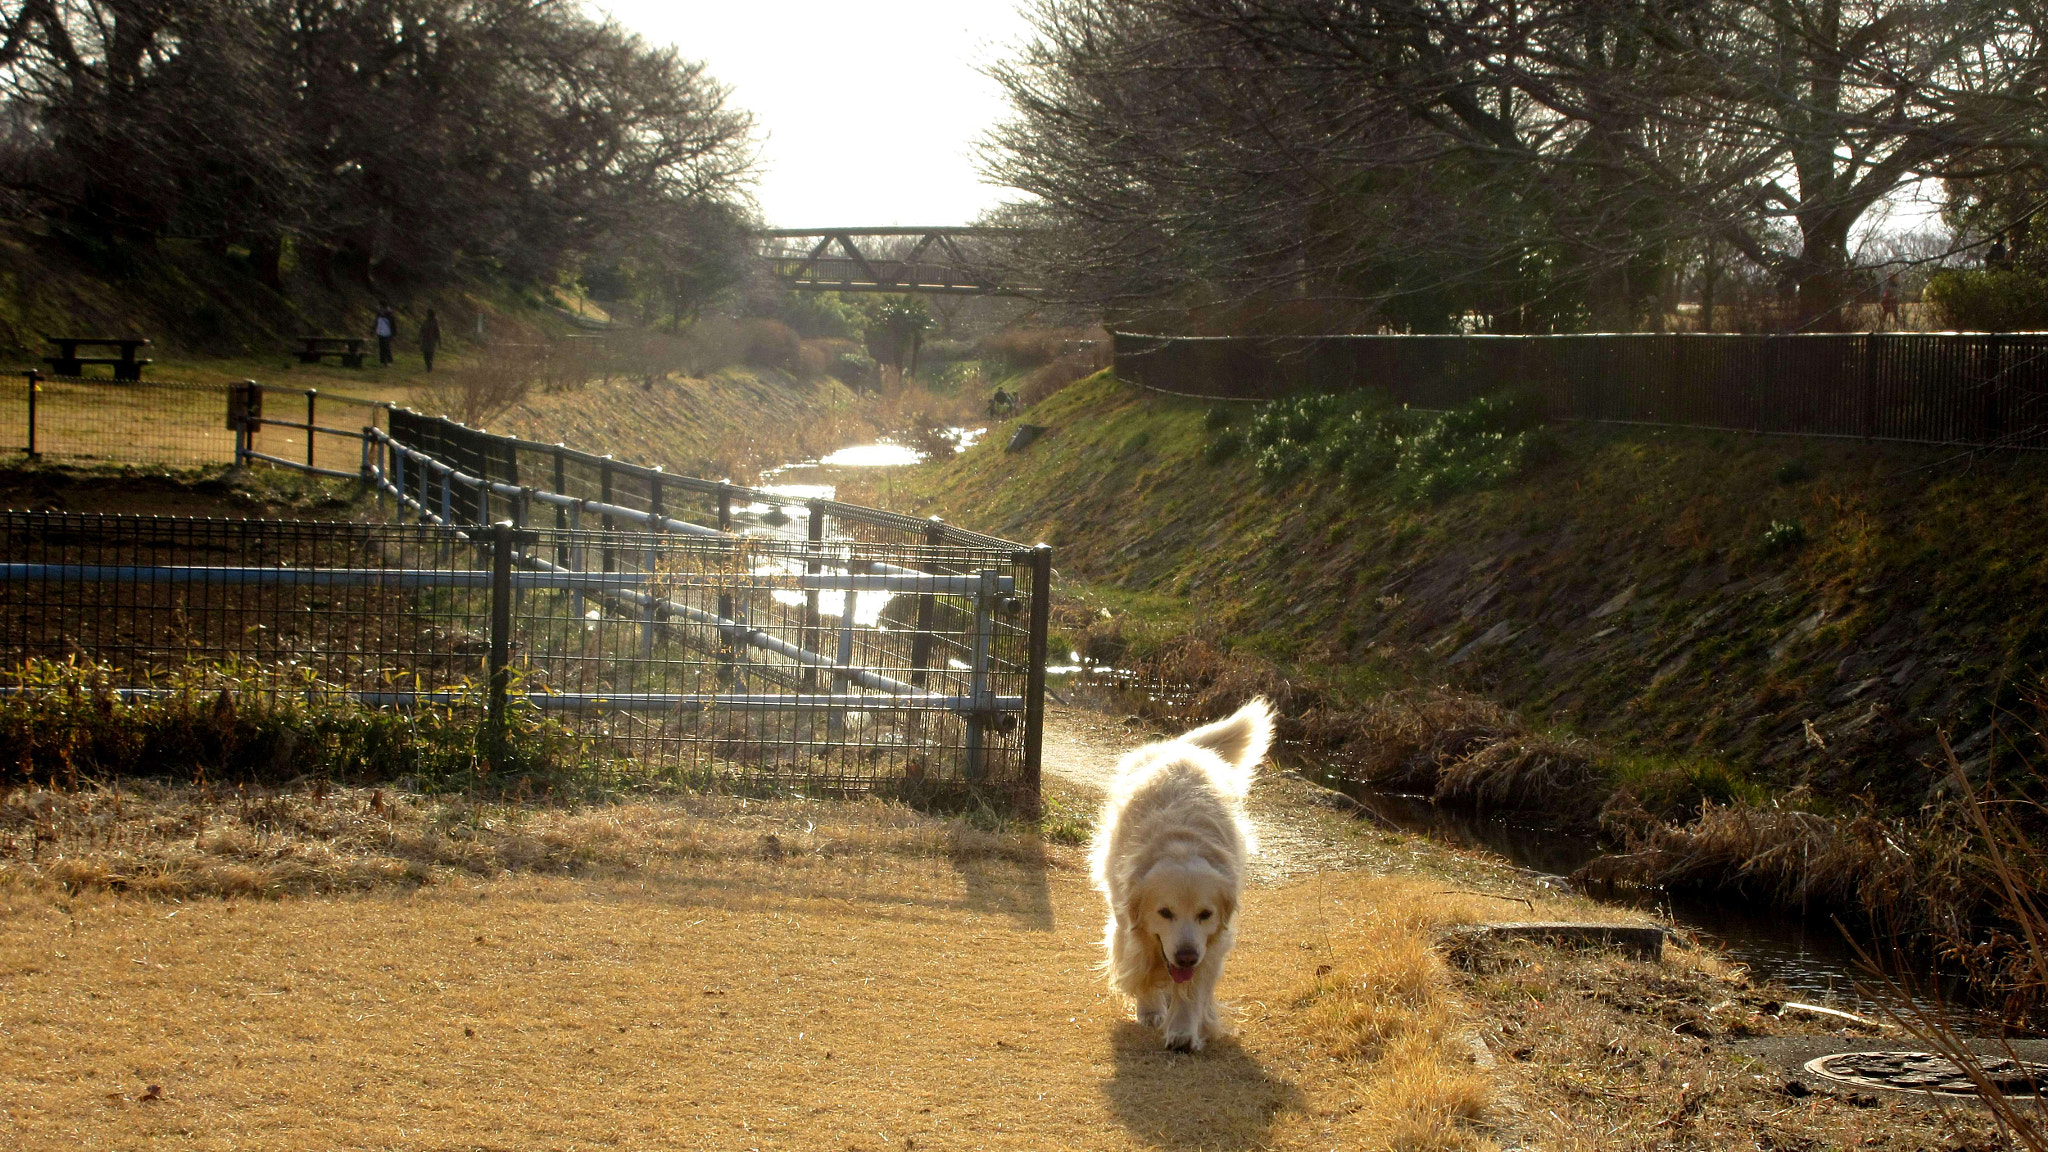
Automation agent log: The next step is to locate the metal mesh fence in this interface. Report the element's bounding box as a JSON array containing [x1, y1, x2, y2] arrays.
[[0, 512, 1046, 803], [1, 376, 238, 467], [242, 386, 390, 476], [2, 373, 389, 473], [1113, 331, 2048, 450]]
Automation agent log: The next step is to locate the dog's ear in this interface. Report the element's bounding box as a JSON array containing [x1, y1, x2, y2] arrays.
[[1123, 890, 1149, 933], [1215, 889, 1237, 931], [1181, 698, 1274, 775]]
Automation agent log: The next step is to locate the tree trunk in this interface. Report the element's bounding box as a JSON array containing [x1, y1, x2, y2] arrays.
[[1793, 218, 1855, 331]]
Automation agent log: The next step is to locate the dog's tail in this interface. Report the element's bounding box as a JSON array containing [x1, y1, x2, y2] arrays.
[[1182, 697, 1274, 797]]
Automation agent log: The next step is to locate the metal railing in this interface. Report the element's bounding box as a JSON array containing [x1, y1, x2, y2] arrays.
[[0, 511, 1048, 804], [6, 371, 390, 471], [3, 374, 1055, 800]]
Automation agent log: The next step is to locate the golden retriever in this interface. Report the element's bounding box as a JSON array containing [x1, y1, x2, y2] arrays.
[[1089, 698, 1272, 1051]]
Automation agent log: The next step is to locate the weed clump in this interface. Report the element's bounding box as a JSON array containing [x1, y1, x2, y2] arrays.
[[1757, 519, 1807, 556], [0, 658, 615, 797], [1227, 390, 1556, 502]]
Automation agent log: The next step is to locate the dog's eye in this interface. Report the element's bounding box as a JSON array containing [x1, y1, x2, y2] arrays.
[[1157, 908, 1174, 920], [1198, 909, 1213, 922]]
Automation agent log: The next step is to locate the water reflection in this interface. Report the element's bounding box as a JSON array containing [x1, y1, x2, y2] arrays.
[[820, 442, 923, 467]]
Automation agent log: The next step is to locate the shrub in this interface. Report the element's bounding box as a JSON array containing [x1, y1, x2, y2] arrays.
[[0, 659, 611, 795], [1923, 268, 2048, 331], [738, 318, 802, 372], [977, 328, 1071, 370], [1758, 519, 1807, 556], [1239, 389, 1556, 501], [831, 351, 876, 387], [1254, 439, 1313, 479], [1202, 405, 1237, 431], [1203, 430, 1243, 463], [767, 292, 863, 339], [676, 317, 747, 376]]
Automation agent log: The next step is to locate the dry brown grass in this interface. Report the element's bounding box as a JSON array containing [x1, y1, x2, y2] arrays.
[[0, 773, 1992, 1150], [1578, 798, 1923, 911], [1100, 640, 1608, 825], [1463, 939, 2000, 1151], [0, 783, 1040, 901], [0, 783, 1525, 1152]]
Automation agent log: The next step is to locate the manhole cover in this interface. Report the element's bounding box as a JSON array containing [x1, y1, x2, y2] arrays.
[[1804, 1050, 2048, 1096]]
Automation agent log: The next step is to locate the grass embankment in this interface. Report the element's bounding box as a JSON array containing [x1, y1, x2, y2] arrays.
[[876, 372, 2048, 810], [847, 372, 2048, 959], [490, 368, 969, 485]]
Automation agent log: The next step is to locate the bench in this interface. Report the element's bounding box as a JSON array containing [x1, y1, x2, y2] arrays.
[[44, 336, 152, 381], [295, 336, 366, 368]]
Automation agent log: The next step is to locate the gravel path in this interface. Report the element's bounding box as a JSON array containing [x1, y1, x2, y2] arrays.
[[1040, 704, 1384, 883]]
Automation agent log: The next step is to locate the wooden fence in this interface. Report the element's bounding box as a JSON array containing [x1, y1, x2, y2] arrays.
[[1110, 332, 2048, 449]]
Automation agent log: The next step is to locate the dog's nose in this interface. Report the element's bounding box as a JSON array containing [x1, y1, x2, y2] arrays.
[[1173, 946, 1200, 968]]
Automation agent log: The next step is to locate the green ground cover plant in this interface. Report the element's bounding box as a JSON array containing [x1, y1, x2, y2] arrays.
[[1, 659, 626, 799], [1224, 390, 1558, 501]]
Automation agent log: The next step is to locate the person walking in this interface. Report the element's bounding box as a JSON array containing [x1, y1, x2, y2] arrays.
[[374, 303, 397, 366], [419, 308, 441, 371], [1879, 276, 1900, 330]]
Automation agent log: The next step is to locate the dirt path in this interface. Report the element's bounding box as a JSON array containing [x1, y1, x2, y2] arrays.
[[1041, 704, 1384, 883]]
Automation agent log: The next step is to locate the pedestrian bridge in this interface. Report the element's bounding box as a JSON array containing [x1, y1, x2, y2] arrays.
[[756, 227, 1026, 295]]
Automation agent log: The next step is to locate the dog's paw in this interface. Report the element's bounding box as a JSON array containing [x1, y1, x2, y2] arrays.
[[1163, 1031, 1204, 1053], [1138, 1008, 1165, 1029]]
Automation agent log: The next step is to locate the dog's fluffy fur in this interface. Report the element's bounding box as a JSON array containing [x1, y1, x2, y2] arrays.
[[1089, 699, 1273, 1051]]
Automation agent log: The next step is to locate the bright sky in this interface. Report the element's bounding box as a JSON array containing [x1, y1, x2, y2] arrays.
[[595, 0, 1034, 229]]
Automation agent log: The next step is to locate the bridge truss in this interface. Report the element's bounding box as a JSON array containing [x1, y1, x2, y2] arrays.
[[756, 227, 1023, 296]]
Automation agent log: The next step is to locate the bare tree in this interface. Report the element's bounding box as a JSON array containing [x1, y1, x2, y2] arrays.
[[981, 0, 2048, 332]]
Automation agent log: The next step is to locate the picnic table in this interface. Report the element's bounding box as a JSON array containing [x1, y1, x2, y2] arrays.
[[44, 336, 151, 381], [295, 336, 366, 368]]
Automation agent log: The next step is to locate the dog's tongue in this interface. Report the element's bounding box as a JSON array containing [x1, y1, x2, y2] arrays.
[[1169, 965, 1195, 984]]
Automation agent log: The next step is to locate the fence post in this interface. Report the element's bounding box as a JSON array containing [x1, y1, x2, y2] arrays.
[[553, 445, 569, 567], [802, 501, 825, 689], [716, 482, 734, 682], [910, 518, 945, 687], [643, 475, 664, 657], [1023, 544, 1052, 810], [829, 581, 857, 735], [487, 520, 514, 759], [304, 389, 318, 470], [391, 439, 408, 520], [1862, 331, 1880, 440], [964, 568, 999, 782], [23, 370, 38, 459], [236, 380, 261, 467], [599, 457, 615, 573]]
